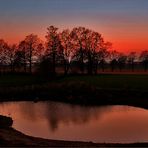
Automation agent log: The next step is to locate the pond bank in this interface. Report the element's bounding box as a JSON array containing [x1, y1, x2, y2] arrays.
[[0, 82, 148, 109], [0, 74, 148, 108], [0, 127, 98, 147], [0, 115, 148, 147], [0, 115, 97, 147]]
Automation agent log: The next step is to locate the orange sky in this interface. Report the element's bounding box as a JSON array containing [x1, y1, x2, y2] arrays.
[[0, 0, 148, 53], [1, 23, 148, 54]]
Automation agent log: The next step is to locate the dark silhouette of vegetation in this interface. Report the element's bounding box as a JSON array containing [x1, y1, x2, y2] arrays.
[[24, 34, 42, 73], [127, 52, 136, 72], [45, 26, 61, 76], [109, 50, 119, 72], [117, 53, 127, 72], [59, 29, 73, 75], [140, 50, 148, 72], [98, 48, 109, 72], [38, 56, 52, 78], [0, 115, 13, 128], [0, 26, 148, 76]]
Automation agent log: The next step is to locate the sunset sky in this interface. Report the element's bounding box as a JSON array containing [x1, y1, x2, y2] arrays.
[[0, 0, 148, 53]]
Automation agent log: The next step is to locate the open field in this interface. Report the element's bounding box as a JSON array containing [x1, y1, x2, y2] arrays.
[[60, 74, 148, 91], [0, 73, 148, 89], [0, 74, 45, 87], [0, 74, 148, 108]]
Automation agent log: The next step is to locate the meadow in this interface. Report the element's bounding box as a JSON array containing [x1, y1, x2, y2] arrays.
[[0, 73, 148, 90], [0, 73, 147, 108]]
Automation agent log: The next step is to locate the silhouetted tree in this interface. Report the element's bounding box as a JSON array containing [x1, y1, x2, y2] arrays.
[[0, 26, 114, 76], [83, 28, 93, 75], [71, 27, 87, 74], [73, 28, 105, 75], [97, 44, 110, 72], [59, 29, 74, 75], [18, 41, 28, 72], [38, 56, 52, 78], [24, 34, 42, 73], [140, 50, 148, 71], [87, 30, 105, 74], [33, 42, 45, 73], [45, 26, 61, 76], [127, 52, 136, 72], [7, 44, 17, 72], [37, 43, 45, 60], [109, 50, 119, 72], [13, 50, 25, 72], [117, 53, 127, 71], [0, 39, 9, 73]]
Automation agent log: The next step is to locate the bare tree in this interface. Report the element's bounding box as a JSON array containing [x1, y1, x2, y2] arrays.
[[0, 39, 9, 73], [18, 41, 28, 72], [59, 29, 74, 75], [140, 50, 148, 71], [117, 53, 127, 72], [24, 34, 42, 73], [7, 44, 17, 72], [71, 27, 87, 74], [127, 52, 136, 72], [86, 30, 104, 74], [83, 28, 93, 75], [109, 50, 119, 72], [97, 42, 111, 72], [97, 48, 109, 72], [45, 26, 61, 76]]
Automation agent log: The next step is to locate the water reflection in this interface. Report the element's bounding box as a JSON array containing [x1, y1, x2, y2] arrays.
[[0, 101, 148, 143]]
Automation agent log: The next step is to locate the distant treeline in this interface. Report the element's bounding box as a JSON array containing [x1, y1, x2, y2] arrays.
[[0, 26, 148, 76]]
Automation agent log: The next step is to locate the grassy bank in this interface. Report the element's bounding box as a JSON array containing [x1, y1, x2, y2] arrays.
[[0, 73, 148, 89], [0, 74, 148, 108], [0, 74, 45, 87]]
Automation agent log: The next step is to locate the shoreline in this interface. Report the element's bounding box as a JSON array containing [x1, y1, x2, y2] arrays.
[[0, 74, 148, 109], [0, 84, 148, 109], [1, 101, 148, 146], [0, 122, 148, 147]]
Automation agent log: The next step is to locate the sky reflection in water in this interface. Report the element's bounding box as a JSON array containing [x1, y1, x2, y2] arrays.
[[0, 101, 148, 143]]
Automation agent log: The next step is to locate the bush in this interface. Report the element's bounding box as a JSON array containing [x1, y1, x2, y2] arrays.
[[0, 115, 13, 128]]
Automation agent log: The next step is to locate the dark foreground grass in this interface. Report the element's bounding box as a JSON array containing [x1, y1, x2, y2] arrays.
[[0, 74, 45, 87], [60, 74, 148, 91], [0, 74, 148, 108], [0, 74, 147, 93], [0, 74, 148, 90]]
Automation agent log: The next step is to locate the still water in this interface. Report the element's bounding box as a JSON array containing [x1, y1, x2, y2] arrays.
[[0, 101, 148, 143]]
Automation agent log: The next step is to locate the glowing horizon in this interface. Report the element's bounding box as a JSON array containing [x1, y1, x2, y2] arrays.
[[0, 0, 148, 53]]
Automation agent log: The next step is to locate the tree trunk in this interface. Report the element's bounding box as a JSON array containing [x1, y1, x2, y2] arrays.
[[29, 49, 32, 73], [132, 62, 134, 72], [52, 52, 56, 76], [80, 51, 84, 74], [87, 52, 93, 75], [64, 60, 70, 75]]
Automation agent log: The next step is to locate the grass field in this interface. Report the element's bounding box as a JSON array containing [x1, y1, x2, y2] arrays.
[[0, 74, 148, 90], [59, 74, 148, 91], [0, 74, 45, 87], [0, 74, 148, 107]]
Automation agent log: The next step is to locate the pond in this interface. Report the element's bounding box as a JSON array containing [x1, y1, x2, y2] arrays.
[[0, 101, 148, 143]]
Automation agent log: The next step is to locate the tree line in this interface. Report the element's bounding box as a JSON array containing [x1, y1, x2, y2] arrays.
[[0, 26, 148, 76]]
